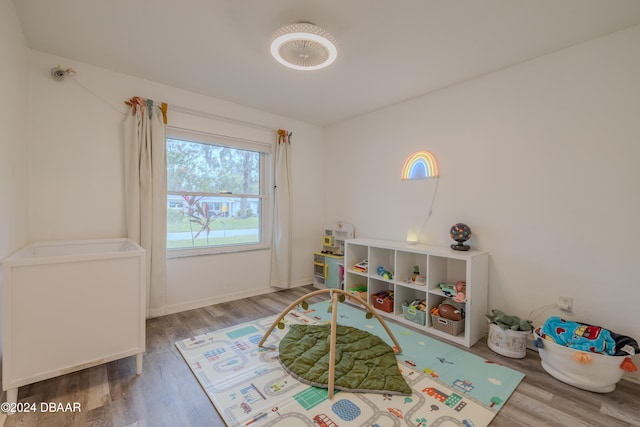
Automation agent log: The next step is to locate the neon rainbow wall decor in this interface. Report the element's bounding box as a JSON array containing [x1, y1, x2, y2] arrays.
[[401, 151, 439, 180]]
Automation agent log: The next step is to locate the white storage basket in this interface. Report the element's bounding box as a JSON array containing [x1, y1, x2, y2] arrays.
[[534, 330, 630, 393], [487, 322, 529, 358]]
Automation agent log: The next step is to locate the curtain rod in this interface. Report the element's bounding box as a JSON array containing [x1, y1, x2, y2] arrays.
[[66, 72, 279, 133], [125, 97, 277, 132], [167, 104, 278, 133]]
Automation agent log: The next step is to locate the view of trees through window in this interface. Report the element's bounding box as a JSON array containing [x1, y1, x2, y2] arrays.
[[166, 136, 264, 251]]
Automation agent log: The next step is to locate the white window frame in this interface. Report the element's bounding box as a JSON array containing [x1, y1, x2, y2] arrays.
[[166, 126, 272, 258]]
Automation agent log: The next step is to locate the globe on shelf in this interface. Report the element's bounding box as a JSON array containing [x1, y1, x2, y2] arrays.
[[450, 223, 472, 251]]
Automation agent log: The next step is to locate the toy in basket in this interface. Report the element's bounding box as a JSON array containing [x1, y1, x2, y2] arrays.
[[347, 286, 367, 304], [372, 290, 394, 313], [533, 317, 638, 392], [430, 301, 465, 336], [485, 309, 534, 358], [402, 299, 426, 326]]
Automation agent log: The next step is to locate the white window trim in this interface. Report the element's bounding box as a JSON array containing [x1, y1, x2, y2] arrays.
[[166, 126, 272, 258]]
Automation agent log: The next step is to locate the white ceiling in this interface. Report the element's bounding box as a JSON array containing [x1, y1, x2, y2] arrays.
[[14, 0, 640, 126]]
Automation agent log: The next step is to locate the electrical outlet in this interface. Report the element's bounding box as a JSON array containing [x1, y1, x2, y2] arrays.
[[558, 296, 573, 312]]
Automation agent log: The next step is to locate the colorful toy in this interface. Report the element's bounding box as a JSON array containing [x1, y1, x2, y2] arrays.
[[377, 266, 393, 280], [406, 299, 426, 312], [411, 265, 420, 281], [439, 281, 467, 302], [353, 259, 368, 273], [450, 223, 472, 251], [453, 281, 466, 303], [439, 282, 456, 297]]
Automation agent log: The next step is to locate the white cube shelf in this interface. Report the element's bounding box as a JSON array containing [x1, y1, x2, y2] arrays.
[[344, 238, 489, 347]]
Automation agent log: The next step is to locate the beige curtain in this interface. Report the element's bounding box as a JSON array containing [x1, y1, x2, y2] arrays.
[[124, 97, 168, 317], [270, 130, 292, 287]]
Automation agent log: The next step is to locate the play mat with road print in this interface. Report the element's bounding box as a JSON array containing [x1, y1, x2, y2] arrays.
[[176, 301, 524, 427]]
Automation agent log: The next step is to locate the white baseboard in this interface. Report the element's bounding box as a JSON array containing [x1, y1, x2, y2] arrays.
[[623, 361, 640, 384], [162, 280, 312, 316]]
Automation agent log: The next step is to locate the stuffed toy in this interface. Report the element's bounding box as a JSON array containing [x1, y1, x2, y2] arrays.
[[486, 309, 533, 332]]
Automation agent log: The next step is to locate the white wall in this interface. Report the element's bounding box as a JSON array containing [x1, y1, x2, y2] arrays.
[[26, 50, 325, 314], [0, 0, 29, 260], [0, 0, 29, 407], [11, 11, 640, 383], [325, 25, 640, 378]]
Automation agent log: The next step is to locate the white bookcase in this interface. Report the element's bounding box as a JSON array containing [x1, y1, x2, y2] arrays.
[[344, 238, 489, 348]]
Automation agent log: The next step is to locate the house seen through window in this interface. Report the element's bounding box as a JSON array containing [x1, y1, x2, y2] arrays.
[[166, 128, 270, 254]]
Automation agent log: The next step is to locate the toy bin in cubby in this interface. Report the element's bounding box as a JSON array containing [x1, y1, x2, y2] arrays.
[[431, 314, 465, 336], [347, 286, 367, 304], [402, 302, 426, 326], [372, 291, 394, 313]]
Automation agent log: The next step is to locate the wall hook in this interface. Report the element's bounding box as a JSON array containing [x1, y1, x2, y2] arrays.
[[51, 65, 76, 81]]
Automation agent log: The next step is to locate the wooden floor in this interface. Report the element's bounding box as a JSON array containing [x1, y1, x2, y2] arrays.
[[3, 285, 639, 427]]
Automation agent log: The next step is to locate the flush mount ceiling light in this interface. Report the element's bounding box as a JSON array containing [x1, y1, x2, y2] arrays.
[[270, 22, 337, 71]]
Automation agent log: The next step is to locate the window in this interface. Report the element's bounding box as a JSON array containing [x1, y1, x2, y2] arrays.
[[166, 128, 271, 255]]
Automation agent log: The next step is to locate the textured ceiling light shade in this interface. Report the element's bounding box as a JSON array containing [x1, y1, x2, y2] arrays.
[[270, 23, 337, 71]]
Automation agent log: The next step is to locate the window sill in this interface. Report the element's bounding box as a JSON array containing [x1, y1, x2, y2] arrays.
[[167, 245, 270, 259]]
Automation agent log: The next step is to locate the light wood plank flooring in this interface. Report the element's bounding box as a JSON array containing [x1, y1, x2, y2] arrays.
[[3, 285, 639, 426]]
